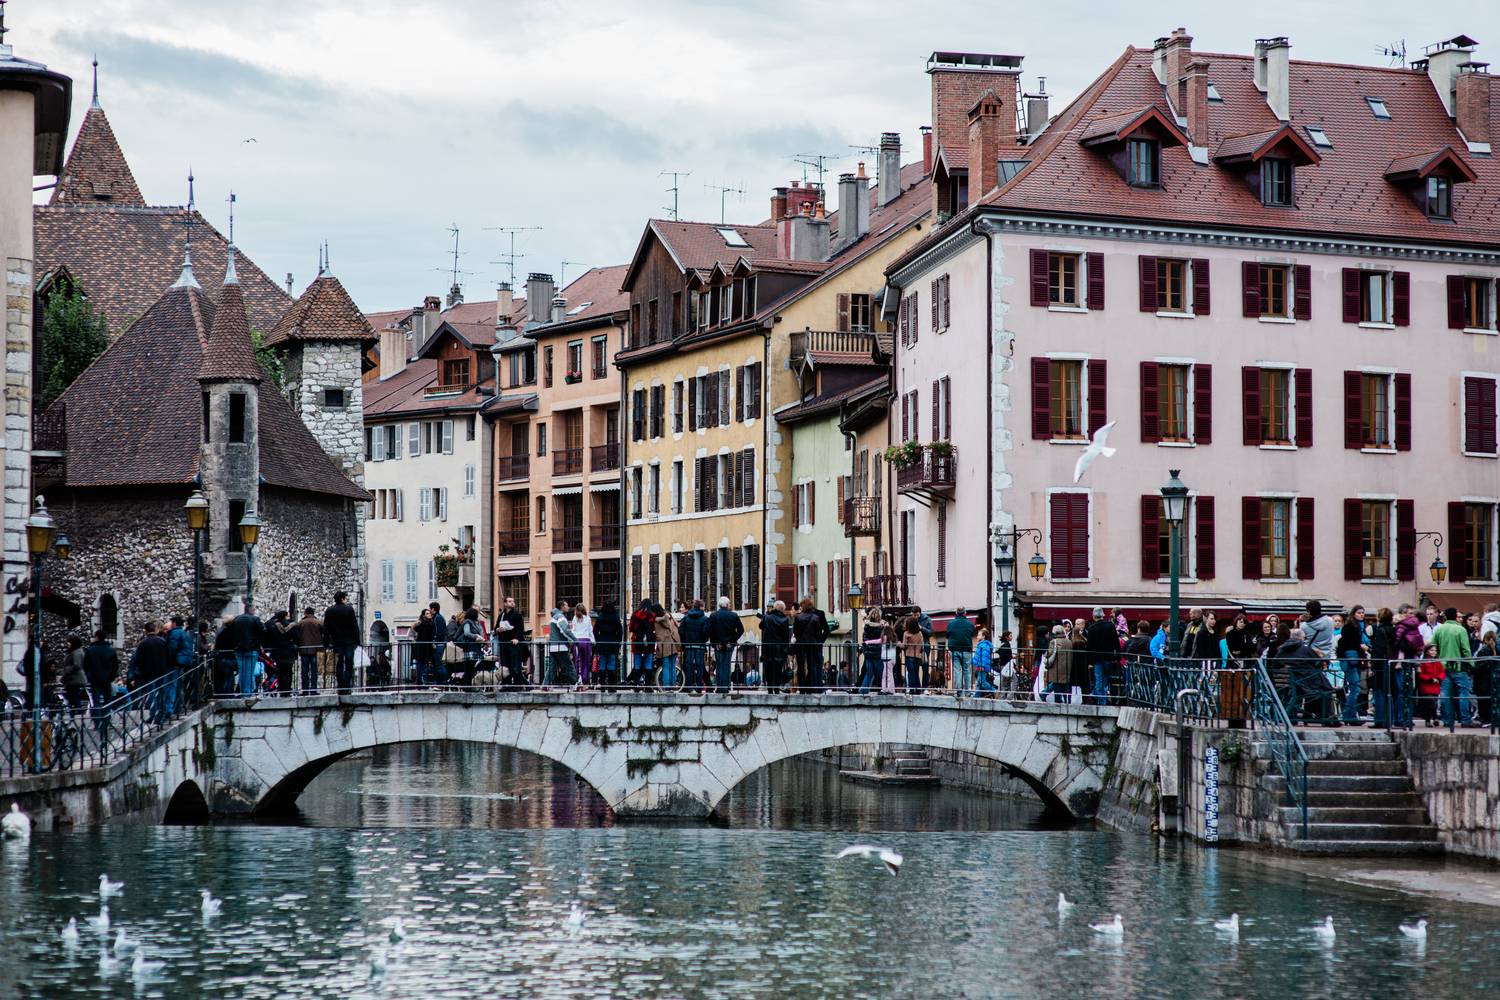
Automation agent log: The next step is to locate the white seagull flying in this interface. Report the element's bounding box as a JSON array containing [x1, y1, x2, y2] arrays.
[[1072, 421, 1117, 484], [835, 844, 903, 876]]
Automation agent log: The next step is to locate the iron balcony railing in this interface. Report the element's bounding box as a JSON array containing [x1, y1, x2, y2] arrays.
[[496, 454, 530, 481], [496, 529, 530, 557], [552, 525, 583, 553], [552, 448, 583, 476], [589, 524, 622, 550], [895, 445, 957, 494], [843, 496, 879, 537], [590, 442, 620, 472], [862, 573, 910, 608]]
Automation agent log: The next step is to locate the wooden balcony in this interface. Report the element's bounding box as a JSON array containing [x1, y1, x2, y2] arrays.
[[863, 574, 911, 609], [789, 329, 880, 367], [423, 379, 472, 397], [589, 524, 621, 550], [552, 448, 583, 476], [496, 529, 529, 557], [496, 454, 530, 482], [843, 496, 879, 538], [552, 526, 583, 554], [590, 441, 620, 473], [895, 445, 957, 498]]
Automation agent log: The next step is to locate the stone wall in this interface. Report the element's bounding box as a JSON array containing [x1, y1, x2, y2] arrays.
[[250, 487, 360, 623], [813, 743, 1039, 799], [1395, 730, 1500, 861], [3, 256, 34, 673]]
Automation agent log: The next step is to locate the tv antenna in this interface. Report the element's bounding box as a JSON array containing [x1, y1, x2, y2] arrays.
[[704, 182, 745, 224], [791, 152, 839, 188], [559, 260, 582, 286], [225, 190, 237, 244], [484, 225, 543, 286], [660, 170, 692, 220], [1376, 40, 1407, 66]]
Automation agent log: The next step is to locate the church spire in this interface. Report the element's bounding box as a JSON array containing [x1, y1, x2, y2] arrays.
[[172, 244, 200, 290], [49, 61, 146, 206], [90, 53, 99, 109]]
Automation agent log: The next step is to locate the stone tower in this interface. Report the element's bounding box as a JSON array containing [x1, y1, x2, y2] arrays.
[[196, 245, 263, 613]]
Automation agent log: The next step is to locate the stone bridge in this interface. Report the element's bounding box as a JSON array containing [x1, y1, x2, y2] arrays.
[[1, 693, 1120, 825]]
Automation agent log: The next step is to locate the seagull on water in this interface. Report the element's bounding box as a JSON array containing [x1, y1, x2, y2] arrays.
[[131, 949, 165, 979], [1399, 919, 1428, 940], [1090, 914, 1124, 936], [201, 890, 222, 917], [1214, 914, 1240, 938], [97, 947, 120, 976], [370, 947, 388, 976], [1057, 893, 1076, 916], [388, 917, 407, 942], [565, 902, 586, 932], [1, 802, 31, 840], [86, 905, 110, 933], [1072, 421, 1117, 484], [112, 928, 138, 955], [835, 844, 903, 876], [99, 874, 124, 898], [61, 918, 79, 946], [1311, 916, 1336, 942]]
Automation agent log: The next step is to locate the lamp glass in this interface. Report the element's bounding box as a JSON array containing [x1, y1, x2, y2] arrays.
[[846, 584, 864, 611], [1027, 552, 1047, 580], [996, 551, 1016, 588], [184, 490, 210, 531], [1429, 558, 1447, 585], [53, 533, 71, 560], [1160, 469, 1188, 525], [25, 498, 54, 556], [238, 510, 261, 548]]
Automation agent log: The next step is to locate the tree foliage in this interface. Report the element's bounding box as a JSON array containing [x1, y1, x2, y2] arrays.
[[250, 328, 285, 388], [38, 284, 111, 409]]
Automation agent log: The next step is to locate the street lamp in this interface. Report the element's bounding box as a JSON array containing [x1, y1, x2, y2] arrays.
[[238, 506, 261, 608], [994, 528, 1044, 643], [1161, 470, 1189, 652], [25, 497, 67, 772], [846, 582, 865, 685], [1410, 531, 1448, 585], [184, 490, 209, 627]]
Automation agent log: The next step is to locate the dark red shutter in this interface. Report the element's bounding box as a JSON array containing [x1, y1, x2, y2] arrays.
[[1241, 366, 1262, 445], [1193, 363, 1212, 444], [1464, 377, 1481, 453], [931, 380, 940, 440], [1294, 369, 1313, 448], [930, 279, 939, 329], [1343, 498, 1363, 580], [687, 377, 697, 431], [1393, 271, 1411, 327], [1192, 258, 1210, 315], [1030, 249, 1049, 307], [1196, 496, 1216, 580], [1050, 493, 1089, 579], [1087, 359, 1107, 435], [1140, 495, 1160, 579], [774, 565, 797, 606], [1396, 499, 1415, 582], [1449, 502, 1469, 584], [1343, 370, 1362, 450], [1086, 252, 1105, 310], [1138, 255, 1158, 312], [836, 293, 851, 332], [911, 289, 919, 344], [1241, 261, 1261, 317], [1477, 377, 1499, 454], [942, 275, 951, 329], [1394, 373, 1411, 452], [1139, 362, 1160, 442], [1296, 497, 1315, 580], [942, 377, 952, 439], [1031, 357, 1051, 440], [1341, 268, 1360, 323], [1241, 496, 1261, 580], [1294, 264, 1312, 321], [735, 367, 745, 422], [898, 295, 909, 346], [1448, 275, 1467, 329]]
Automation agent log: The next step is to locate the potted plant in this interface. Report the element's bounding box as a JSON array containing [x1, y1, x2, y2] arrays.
[[884, 440, 922, 469], [564, 370, 582, 385], [433, 539, 475, 589], [928, 440, 953, 458]]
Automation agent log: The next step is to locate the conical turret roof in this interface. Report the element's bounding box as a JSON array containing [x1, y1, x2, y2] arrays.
[[197, 250, 263, 384], [49, 104, 145, 206]]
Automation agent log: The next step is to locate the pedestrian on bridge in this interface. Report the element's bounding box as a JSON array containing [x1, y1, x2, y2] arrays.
[[571, 604, 595, 688], [546, 606, 576, 687], [793, 598, 829, 692], [294, 607, 322, 693], [629, 601, 656, 687], [594, 601, 623, 688], [227, 604, 265, 697], [322, 592, 360, 694], [760, 601, 791, 692], [133, 622, 171, 721], [946, 608, 976, 698], [679, 599, 710, 691], [708, 596, 742, 693], [652, 602, 682, 688]]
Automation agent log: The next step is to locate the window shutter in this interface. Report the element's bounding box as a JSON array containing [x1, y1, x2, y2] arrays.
[[1296, 497, 1315, 580], [1193, 363, 1212, 444], [1396, 499, 1415, 582], [1241, 367, 1262, 446], [901, 392, 910, 441], [1139, 362, 1160, 442], [743, 449, 755, 507], [1140, 495, 1160, 579], [774, 564, 797, 606], [1241, 261, 1261, 317], [1192, 258, 1211, 315], [809, 481, 816, 524], [735, 366, 745, 422], [1086, 252, 1105, 310], [687, 377, 697, 431], [931, 379, 940, 440], [1464, 377, 1482, 452], [836, 292, 851, 332], [1138, 255, 1158, 312], [732, 547, 744, 608], [942, 377, 952, 439], [1448, 275, 1467, 330], [1393, 271, 1410, 327], [1196, 496, 1216, 580], [439, 487, 448, 522], [1030, 249, 1049, 307], [1294, 369, 1313, 448], [1293, 264, 1312, 321], [936, 501, 948, 583], [1449, 502, 1469, 584], [395, 489, 404, 522], [1343, 371, 1362, 449], [911, 289, 919, 344], [719, 373, 730, 427], [1086, 359, 1107, 435], [694, 457, 704, 512], [749, 365, 762, 419], [1241, 497, 1261, 580], [1031, 357, 1051, 440], [1343, 498, 1363, 580], [1394, 372, 1411, 452], [1487, 380, 1500, 455], [942, 275, 951, 329], [836, 477, 845, 524], [1341, 268, 1360, 323], [827, 562, 834, 610], [930, 279, 939, 329]]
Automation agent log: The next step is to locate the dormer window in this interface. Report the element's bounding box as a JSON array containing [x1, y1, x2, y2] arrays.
[[1128, 139, 1160, 187], [1365, 97, 1391, 120], [1260, 157, 1293, 207], [1426, 176, 1453, 219]]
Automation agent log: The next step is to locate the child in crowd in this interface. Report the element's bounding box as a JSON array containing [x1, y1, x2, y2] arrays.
[[879, 624, 900, 694], [900, 618, 923, 693], [1415, 643, 1445, 727], [974, 628, 996, 697]]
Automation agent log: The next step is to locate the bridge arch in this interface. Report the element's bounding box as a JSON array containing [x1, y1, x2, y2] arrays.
[[163, 778, 210, 824]]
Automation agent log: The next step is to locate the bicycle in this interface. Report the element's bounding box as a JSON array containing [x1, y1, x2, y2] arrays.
[[653, 658, 686, 693]]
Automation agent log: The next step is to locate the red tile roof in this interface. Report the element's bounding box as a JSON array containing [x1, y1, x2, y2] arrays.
[[197, 268, 263, 383], [363, 358, 491, 418], [1384, 146, 1477, 183], [625, 220, 780, 286], [264, 274, 376, 347], [532, 265, 629, 334], [1212, 124, 1320, 165], [49, 105, 144, 207], [1077, 105, 1187, 147]]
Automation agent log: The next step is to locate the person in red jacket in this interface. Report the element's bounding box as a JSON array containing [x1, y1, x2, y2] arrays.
[[1415, 644, 1444, 727]]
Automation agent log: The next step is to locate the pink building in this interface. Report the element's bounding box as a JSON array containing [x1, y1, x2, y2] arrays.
[[889, 33, 1500, 643]]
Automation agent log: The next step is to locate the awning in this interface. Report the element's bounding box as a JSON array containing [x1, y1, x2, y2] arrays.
[[588, 481, 620, 492], [551, 485, 582, 497], [497, 568, 529, 578], [1016, 594, 1242, 623], [1421, 589, 1500, 615]]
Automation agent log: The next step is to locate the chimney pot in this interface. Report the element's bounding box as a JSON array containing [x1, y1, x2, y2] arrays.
[[857, 161, 866, 177], [526, 273, 556, 325], [1263, 36, 1291, 122], [920, 125, 933, 174], [1425, 38, 1477, 117], [496, 282, 514, 327], [550, 295, 567, 324], [967, 91, 1004, 198], [878, 131, 902, 207]]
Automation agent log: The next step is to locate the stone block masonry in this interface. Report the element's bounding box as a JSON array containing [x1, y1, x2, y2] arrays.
[[3, 256, 33, 673], [1396, 731, 1500, 862]]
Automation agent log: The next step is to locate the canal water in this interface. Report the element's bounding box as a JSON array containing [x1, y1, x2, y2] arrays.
[[2, 743, 1496, 998]]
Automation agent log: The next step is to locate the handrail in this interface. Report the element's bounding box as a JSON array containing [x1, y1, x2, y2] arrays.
[[1249, 658, 1309, 838]]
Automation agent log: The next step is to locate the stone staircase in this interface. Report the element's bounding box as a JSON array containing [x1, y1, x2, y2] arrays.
[[1263, 728, 1441, 855], [885, 745, 933, 780]]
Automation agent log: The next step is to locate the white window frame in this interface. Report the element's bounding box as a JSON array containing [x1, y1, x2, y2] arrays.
[[1044, 351, 1091, 446], [1357, 496, 1399, 583], [441, 419, 455, 455], [671, 459, 684, 514], [1359, 267, 1395, 329], [1255, 361, 1298, 451], [380, 559, 395, 601], [464, 464, 476, 497], [408, 423, 421, 457], [405, 560, 419, 603], [1256, 490, 1300, 582], [1358, 367, 1397, 454]]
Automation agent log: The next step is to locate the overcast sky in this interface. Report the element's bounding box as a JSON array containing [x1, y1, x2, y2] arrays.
[[16, 0, 1498, 312]]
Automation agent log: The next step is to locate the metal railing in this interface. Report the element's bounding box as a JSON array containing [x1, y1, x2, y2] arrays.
[[0, 661, 211, 778], [496, 454, 530, 481], [862, 574, 911, 608], [843, 496, 879, 537], [895, 445, 957, 494], [552, 526, 582, 553], [496, 529, 529, 556], [589, 524, 621, 550], [1249, 658, 1308, 837], [552, 448, 583, 476], [590, 442, 620, 472]]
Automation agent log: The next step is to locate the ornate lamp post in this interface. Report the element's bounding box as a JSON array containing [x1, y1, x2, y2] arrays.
[[184, 490, 209, 626], [1410, 531, 1447, 585], [993, 528, 1045, 644], [846, 582, 864, 686], [25, 497, 69, 771], [238, 506, 261, 609], [1161, 470, 1189, 653]]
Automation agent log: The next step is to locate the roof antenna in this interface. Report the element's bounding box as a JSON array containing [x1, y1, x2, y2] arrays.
[[0, 1, 9, 49], [659, 170, 692, 221], [91, 54, 100, 109], [225, 190, 236, 244], [704, 182, 745, 224], [483, 225, 543, 286], [560, 260, 581, 286]]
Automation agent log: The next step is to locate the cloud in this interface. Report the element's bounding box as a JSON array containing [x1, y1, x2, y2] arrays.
[[496, 102, 667, 163]]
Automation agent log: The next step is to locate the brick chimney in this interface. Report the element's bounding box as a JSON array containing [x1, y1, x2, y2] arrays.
[[920, 125, 933, 174], [784, 180, 820, 220], [1425, 36, 1479, 117], [1263, 37, 1290, 121], [496, 282, 513, 326], [1456, 68, 1492, 146], [770, 186, 788, 224], [927, 51, 1023, 170], [967, 91, 1003, 198], [778, 200, 830, 262], [422, 295, 441, 339], [877, 132, 902, 207], [525, 273, 555, 325], [1183, 58, 1210, 146], [1163, 28, 1193, 104]]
